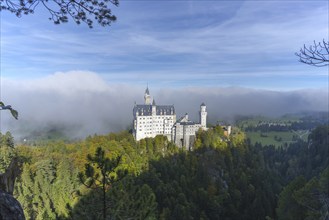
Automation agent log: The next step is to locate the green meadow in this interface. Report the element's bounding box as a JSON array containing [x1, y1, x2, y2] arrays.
[[246, 130, 309, 147]]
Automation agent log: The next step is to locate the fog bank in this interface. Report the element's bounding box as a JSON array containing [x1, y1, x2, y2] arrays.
[[1, 71, 328, 140]]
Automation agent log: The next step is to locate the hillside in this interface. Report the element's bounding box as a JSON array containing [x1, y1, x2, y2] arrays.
[[0, 124, 328, 219], [236, 111, 328, 147]]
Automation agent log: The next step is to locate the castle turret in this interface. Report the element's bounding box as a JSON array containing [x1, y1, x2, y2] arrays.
[[152, 99, 156, 115], [144, 86, 151, 105], [200, 103, 207, 129]]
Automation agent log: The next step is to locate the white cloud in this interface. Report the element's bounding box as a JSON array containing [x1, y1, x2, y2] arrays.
[[0, 71, 327, 140], [1, 1, 327, 88]]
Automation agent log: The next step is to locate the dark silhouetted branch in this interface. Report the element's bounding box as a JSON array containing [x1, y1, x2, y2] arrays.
[[0, 0, 119, 28], [0, 102, 18, 120], [295, 40, 329, 67]]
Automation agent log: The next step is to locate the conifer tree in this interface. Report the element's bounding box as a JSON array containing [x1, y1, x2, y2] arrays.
[[78, 147, 125, 220]]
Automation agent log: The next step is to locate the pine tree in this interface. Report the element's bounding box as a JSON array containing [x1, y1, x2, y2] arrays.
[[78, 147, 125, 220]]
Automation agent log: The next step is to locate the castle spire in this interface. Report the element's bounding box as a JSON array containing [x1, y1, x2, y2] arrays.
[[145, 84, 150, 95], [144, 85, 151, 105]]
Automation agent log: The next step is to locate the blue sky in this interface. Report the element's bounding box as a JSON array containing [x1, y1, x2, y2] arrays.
[[0, 0, 328, 90], [1, 1, 329, 138]]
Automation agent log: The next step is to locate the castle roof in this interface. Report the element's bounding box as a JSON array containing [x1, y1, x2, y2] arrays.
[[133, 104, 175, 116], [177, 114, 189, 123], [179, 121, 199, 126], [176, 114, 199, 126], [201, 102, 206, 106]]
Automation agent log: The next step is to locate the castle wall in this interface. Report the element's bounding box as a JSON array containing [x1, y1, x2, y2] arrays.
[[173, 122, 202, 150], [134, 114, 175, 141], [133, 88, 208, 150]]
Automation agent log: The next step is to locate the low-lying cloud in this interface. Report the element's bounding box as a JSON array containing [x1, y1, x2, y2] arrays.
[[1, 71, 328, 140]]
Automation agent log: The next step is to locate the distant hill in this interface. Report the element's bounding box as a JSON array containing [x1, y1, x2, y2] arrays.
[[236, 111, 328, 147]]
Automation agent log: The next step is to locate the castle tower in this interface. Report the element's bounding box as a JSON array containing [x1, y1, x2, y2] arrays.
[[144, 86, 151, 105], [152, 99, 156, 115], [200, 103, 207, 129]]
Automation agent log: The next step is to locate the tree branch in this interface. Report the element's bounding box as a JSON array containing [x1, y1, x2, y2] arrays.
[[295, 40, 329, 67], [0, 0, 119, 28]]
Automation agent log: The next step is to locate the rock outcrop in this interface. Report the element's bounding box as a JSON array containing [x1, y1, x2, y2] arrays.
[[0, 190, 25, 220], [0, 157, 25, 219]]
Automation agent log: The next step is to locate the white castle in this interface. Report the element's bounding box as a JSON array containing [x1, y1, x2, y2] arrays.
[[133, 87, 208, 150]]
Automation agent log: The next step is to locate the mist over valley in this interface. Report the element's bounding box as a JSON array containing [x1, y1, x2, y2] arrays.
[[1, 71, 327, 141]]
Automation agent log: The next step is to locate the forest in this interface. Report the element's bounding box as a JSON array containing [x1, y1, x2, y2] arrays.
[[0, 124, 328, 220]]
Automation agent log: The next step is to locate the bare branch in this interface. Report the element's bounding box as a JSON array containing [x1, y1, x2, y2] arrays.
[[295, 40, 329, 67]]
